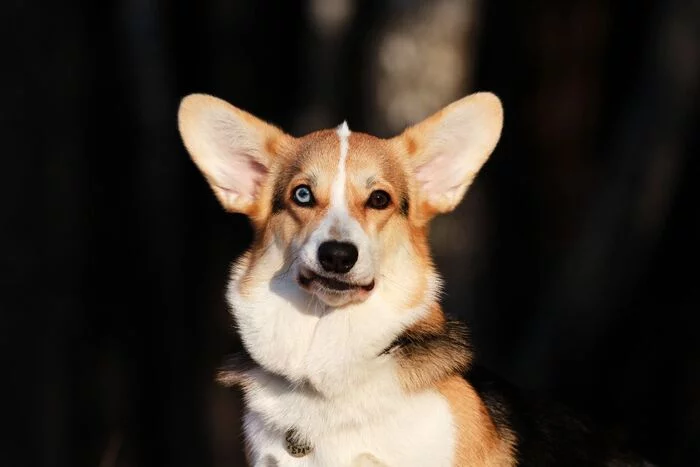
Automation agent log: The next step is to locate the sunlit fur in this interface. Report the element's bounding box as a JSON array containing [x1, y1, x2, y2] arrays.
[[178, 92, 509, 466]]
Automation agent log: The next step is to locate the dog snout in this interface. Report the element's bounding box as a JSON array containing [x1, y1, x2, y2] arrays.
[[318, 241, 358, 274]]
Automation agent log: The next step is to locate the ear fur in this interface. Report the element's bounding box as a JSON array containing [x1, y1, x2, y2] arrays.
[[395, 92, 503, 217], [177, 93, 292, 214]]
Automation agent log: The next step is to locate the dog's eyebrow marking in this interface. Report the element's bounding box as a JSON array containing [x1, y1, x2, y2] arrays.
[[365, 176, 376, 189]]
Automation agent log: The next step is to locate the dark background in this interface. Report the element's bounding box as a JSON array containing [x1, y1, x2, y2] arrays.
[[2, 0, 699, 466]]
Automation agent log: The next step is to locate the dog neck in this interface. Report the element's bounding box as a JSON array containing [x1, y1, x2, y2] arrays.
[[218, 307, 473, 394]]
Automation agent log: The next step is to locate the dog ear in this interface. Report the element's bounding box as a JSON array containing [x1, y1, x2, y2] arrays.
[[393, 92, 503, 218], [178, 94, 292, 215]]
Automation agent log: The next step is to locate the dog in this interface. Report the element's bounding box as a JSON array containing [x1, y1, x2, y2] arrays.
[[177, 92, 651, 466]]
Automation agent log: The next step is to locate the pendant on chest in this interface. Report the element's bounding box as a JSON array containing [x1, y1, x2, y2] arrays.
[[285, 429, 314, 458]]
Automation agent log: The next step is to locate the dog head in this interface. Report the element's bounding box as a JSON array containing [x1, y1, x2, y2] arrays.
[[178, 93, 502, 309]]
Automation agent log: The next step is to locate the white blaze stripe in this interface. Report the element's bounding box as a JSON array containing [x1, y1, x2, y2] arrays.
[[331, 121, 351, 209], [298, 119, 374, 285]]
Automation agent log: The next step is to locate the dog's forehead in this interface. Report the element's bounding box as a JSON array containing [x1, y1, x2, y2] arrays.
[[346, 132, 406, 187], [292, 128, 404, 186], [293, 129, 340, 174]]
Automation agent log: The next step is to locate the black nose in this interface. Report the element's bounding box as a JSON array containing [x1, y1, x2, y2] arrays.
[[318, 241, 358, 274]]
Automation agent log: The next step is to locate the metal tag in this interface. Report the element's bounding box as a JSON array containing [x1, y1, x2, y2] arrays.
[[285, 429, 313, 458]]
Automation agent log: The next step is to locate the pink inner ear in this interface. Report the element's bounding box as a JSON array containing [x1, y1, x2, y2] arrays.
[[240, 159, 268, 197], [415, 153, 468, 196], [210, 147, 268, 200]]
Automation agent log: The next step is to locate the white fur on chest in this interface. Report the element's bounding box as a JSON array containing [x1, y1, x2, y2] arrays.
[[243, 380, 455, 467], [227, 246, 451, 466]]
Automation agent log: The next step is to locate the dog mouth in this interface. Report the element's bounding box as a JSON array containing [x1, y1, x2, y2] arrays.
[[298, 269, 375, 293]]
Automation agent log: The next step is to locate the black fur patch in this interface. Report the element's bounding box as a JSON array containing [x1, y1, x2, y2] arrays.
[[381, 318, 473, 387], [271, 178, 288, 214], [216, 351, 258, 387], [382, 319, 470, 359], [271, 191, 286, 213], [399, 195, 409, 216]]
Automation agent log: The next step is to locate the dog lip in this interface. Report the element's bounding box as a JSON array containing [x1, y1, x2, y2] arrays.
[[361, 280, 375, 292], [299, 269, 374, 292], [298, 271, 314, 287]]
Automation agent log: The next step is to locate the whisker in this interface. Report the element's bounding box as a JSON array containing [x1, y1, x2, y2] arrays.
[[379, 273, 415, 294]]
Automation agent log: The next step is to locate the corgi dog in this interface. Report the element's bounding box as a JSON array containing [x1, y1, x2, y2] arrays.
[[177, 93, 651, 467]]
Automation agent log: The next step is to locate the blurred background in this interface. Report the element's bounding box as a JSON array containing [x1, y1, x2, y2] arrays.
[[2, 0, 699, 466]]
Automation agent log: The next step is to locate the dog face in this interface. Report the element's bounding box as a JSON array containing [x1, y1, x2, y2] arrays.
[[178, 93, 503, 308], [269, 123, 415, 307]]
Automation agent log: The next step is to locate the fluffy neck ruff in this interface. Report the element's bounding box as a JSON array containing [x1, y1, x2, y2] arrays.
[[218, 313, 473, 393]]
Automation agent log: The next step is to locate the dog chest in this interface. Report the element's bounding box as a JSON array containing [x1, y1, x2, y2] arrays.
[[242, 381, 456, 467]]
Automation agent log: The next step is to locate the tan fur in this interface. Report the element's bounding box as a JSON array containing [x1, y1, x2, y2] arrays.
[[411, 302, 447, 334], [344, 133, 411, 228], [438, 376, 517, 467]]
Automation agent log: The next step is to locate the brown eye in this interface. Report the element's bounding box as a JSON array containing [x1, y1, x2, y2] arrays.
[[367, 190, 391, 210]]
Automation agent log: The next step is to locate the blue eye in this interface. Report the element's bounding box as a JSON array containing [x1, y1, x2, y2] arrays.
[[292, 185, 315, 206]]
